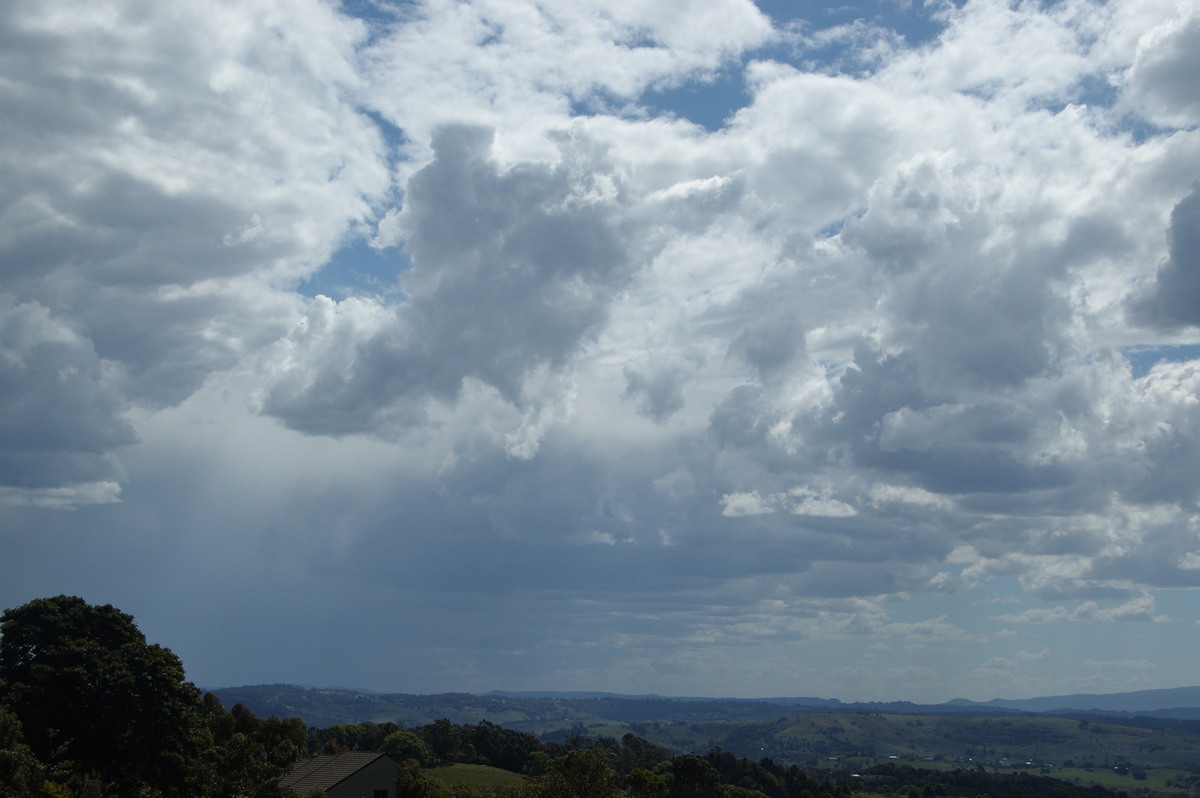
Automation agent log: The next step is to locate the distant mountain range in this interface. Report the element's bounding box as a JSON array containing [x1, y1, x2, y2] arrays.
[[206, 684, 1200, 729], [487, 686, 1200, 715], [944, 684, 1200, 716], [485, 690, 844, 706]]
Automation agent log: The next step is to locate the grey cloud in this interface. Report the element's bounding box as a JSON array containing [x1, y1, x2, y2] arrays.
[[1128, 186, 1200, 329], [727, 303, 806, 380], [994, 595, 1167, 624], [759, 163, 1081, 496], [402, 127, 629, 394], [428, 432, 706, 552], [622, 363, 689, 422], [1126, 13, 1200, 127], [839, 162, 967, 275], [1118, 421, 1200, 506], [0, 0, 385, 494], [55, 174, 282, 285], [0, 297, 134, 488], [708, 384, 780, 451], [786, 560, 940, 600], [8, 0, 1200, 701], [903, 269, 1063, 390], [823, 344, 935, 432], [1085, 514, 1200, 589], [811, 382, 1109, 534], [3, 170, 302, 405], [868, 402, 1072, 496], [261, 125, 632, 435], [690, 142, 1197, 617], [843, 154, 1072, 391]]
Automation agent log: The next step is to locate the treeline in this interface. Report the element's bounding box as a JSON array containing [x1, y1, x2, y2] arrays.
[[311, 717, 852, 798], [1059, 714, 1200, 737], [211, 685, 818, 730], [308, 718, 1138, 798], [861, 763, 1133, 798]]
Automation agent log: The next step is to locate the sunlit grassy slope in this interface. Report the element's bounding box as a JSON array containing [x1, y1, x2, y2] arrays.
[[425, 763, 529, 789]]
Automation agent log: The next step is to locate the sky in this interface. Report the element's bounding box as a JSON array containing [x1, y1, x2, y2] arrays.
[[2, 0, 1200, 705]]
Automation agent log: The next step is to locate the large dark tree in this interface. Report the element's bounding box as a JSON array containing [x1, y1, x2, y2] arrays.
[[0, 595, 206, 796]]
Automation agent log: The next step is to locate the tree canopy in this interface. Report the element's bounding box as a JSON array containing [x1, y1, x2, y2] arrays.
[[0, 595, 302, 798], [0, 595, 205, 794]]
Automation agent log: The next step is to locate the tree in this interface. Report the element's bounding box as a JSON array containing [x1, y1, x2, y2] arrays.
[[196, 696, 306, 798], [668, 754, 723, 798], [203, 705, 304, 797], [421, 718, 474, 763], [0, 595, 206, 796], [395, 758, 445, 798], [0, 704, 42, 798], [536, 749, 617, 798], [384, 730, 434, 765], [626, 768, 668, 798], [620, 733, 671, 774], [524, 751, 552, 777]]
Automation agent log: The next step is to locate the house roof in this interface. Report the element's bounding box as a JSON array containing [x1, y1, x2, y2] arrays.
[[280, 752, 397, 795]]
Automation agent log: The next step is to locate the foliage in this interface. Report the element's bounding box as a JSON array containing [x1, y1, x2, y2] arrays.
[[413, 719, 546, 770], [534, 748, 618, 798], [619, 733, 673, 773], [701, 748, 827, 798], [0, 704, 42, 798], [667, 754, 723, 798], [386, 729, 435, 765], [862, 762, 1135, 798], [397, 758, 445, 798], [204, 696, 306, 797], [321, 721, 405, 753], [625, 767, 668, 798], [0, 595, 306, 798], [0, 595, 207, 795]]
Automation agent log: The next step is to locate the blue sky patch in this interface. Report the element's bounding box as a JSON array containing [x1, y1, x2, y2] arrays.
[[301, 239, 410, 301], [1124, 344, 1200, 378], [643, 68, 751, 131]]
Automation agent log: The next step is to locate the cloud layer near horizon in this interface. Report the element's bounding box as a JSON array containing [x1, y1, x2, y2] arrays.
[[3, 0, 1200, 702]]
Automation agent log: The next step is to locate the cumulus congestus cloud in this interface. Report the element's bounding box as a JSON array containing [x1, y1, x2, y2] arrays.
[[4, 0, 1200, 702], [260, 125, 632, 442], [0, 297, 134, 497], [0, 0, 389, 494], [1128, 186, 1200, 329]]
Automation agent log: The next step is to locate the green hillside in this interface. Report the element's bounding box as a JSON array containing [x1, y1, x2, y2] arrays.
[[425, 763, 529, 789], [211, 684, 1200, 795], [767, 713, 1200, 767], [208, 684, 817, 730], [604, 712, 1200, 771]]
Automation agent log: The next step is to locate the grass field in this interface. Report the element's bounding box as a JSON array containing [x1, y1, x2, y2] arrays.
[[425, 763, 530, 789], [1012, 764, 1190, 794]]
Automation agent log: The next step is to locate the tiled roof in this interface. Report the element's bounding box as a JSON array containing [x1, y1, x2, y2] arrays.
[[280, 752, 394, 795]]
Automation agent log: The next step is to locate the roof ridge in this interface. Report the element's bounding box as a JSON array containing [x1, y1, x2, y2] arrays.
[[280, 751, 397, 794]]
